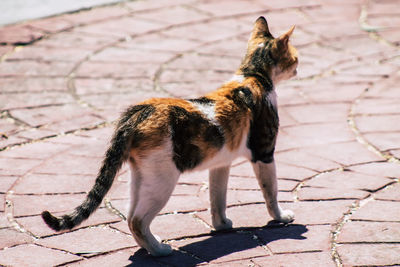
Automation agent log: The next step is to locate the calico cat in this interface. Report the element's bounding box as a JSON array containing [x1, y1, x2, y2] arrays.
[[42, 16, 298, 257]]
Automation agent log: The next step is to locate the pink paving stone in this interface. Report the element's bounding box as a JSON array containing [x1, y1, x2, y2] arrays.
[[0, 25, 44, 44], [280, 200, 353, 225], [230, 161, 255, 177], [226, 188, 266, 206], [0, 136, 28, 150], [108, 181, 130, 199], [1, 141, 70, 160], [0, 228, 33, 249], [0, 77, 67, 93], [0, 157, 41, 176], [193, 0, 266, 17], [351, 200, 400, 221], [298, 187, 369, 201], [160, 69, 229, 84], [172, 184, 201, 196], [283, 103, 349, 124], [301, 141, 383, 166], [305, 170, 393, 192], [1, 92, 74, 111], [7, 45, 92, 62], [304, 82, 368, 103], [172, 232, 269, 263], [205, 260, 253, 266], [62, 5, 130, 26], [35, 153, 102, 176], [45, 113, 105, 133], [356, 114, 400, 133], [337, 244, 400, 266], [349, 162, 400, 179], [78, 90, 164, 112], [337, 221, 400, 243], [16, 208, 121, 238], [252, 252, 335, 267], [68, 248, 135, 267], [196, 203, 272, 229], [275, 162, 317, 181], [10, 193, 88, 217], [277, 122, 355, 151], [353, 98, 400, 116], [0, 244, 82, 267], [27, 17, 74, 33], [36, 226, 136, 255], [0, 196, 4, 213], [76, 61, 159, 79], [74, 77, 153, 95], [76, 17, 163, 38], [363, 132, 400, 151], [119, 33, 199, 53], [256, 224, 331, 254], [0, 176, 18, 193], [0, 60, 75, 77], [162, 21, 240, 43], [0, 45, 13, 57], [374, 183, 400, 201], [228, 176, 259, 190], [0, 212, 8, 228], [275, 149, 341, 172], [15, 128, 59, 142], [90, 46, 174, 63], [135, 5, 210, 25], [35, 30, 116, 50], [115, 213, 210, 240], [167, 53, 241, 72], [161, 194, 209, 214]]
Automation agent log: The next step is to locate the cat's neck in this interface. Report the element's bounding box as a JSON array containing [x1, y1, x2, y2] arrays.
[[234, 70, 274, 92]]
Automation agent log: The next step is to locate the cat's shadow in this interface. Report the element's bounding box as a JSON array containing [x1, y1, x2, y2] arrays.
[[126, 222, 308, 267]]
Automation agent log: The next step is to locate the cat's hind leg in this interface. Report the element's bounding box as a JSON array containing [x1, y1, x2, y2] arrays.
[[127, 158, 180, 257], [209, 166, 233, 230], [252, 161, 294, 223]]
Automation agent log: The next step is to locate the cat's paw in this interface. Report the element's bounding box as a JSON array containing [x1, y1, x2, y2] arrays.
[[213, 218, 233, 231], [149, 243, 173, 257], [276, 209, 295, 223]]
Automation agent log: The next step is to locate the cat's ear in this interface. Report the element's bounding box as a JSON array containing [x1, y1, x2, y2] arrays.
[[251, 16, 273, 39], [276, 25, 295, 49]]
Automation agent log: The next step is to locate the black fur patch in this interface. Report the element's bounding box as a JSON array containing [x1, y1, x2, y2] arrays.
[[240, 43, 274, 92], [120, 105, 156, 148], [119, 104, 156, 127], [188, 97, 215, 105], [231, 87, 255, 110], [247, 94, 279, 163], [169, 105, 224, 172]]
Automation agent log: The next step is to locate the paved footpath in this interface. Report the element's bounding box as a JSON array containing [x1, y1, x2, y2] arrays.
[[1, 0, 400, 266]]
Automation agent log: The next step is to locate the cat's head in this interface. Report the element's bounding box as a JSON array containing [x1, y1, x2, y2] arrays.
[[240, 16, 298, 84]]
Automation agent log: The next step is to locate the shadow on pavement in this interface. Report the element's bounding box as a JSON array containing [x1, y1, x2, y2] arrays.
[[126, 223, 308, 267]]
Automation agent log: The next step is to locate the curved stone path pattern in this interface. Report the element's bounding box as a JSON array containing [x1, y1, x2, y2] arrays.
[[1, 0, 400, 266]]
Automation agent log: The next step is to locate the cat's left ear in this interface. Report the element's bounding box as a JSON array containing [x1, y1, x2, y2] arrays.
[[276, 25, 295, 49], [251, 16, 273, 39]]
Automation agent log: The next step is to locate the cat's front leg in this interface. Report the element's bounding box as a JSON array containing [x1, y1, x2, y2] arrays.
[[209, 166, 233, 230], [252, 161, 294, 223]]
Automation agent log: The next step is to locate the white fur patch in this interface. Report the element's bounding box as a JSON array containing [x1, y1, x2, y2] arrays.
[[191, 102, 217, 123], [229, 74, 245, 83]]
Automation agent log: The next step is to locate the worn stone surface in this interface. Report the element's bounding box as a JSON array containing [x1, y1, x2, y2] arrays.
[[1, 0, 400, 266]]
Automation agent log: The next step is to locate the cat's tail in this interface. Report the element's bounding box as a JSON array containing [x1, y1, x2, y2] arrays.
[[41, 124, 131, 231]]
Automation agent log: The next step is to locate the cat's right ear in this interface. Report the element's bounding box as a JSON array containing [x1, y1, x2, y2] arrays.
[[251, 16, 273, 39]]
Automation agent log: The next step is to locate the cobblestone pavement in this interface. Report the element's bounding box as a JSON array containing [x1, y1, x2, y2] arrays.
[[1, 0, 400, 266]]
